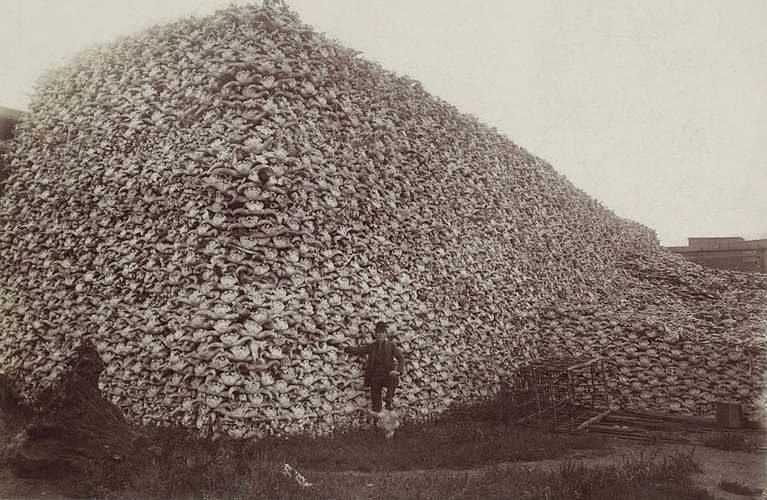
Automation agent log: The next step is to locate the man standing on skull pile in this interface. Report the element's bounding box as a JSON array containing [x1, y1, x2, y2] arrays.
[[345, 321, 406, 411]]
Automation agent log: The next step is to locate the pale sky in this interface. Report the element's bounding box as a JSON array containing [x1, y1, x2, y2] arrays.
[[1, 0, 765, 246]]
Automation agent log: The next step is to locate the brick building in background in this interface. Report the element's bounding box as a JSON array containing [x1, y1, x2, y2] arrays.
[[667, 237, 767, 273]]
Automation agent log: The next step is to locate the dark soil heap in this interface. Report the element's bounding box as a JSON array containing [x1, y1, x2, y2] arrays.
[[2, 342, 152, 482]]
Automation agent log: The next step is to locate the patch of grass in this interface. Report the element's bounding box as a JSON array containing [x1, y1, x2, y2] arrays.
[[258, 417, 605, 473], [719, 479, 758, 496], [86, 427, 311, 500], [30, 426, 710, 500], [80, 414, 604, 499], [309, 466, 551, 500], [523, 448, 704, 500], [579, 481, 716, 500], [308, 449, 710, 500], [642, 430, 666, 446], [702, 432, 761, 453]]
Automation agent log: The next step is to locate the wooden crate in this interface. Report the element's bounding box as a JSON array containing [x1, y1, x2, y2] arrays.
[[716, 401, 742, 428], [506, 356, 610, 432]]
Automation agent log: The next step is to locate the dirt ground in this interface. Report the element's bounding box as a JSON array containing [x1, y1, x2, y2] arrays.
[[1, 438, 764, 499], [534, 443, 767, 499], [301, 441, 766, 499], [517, 442, 766, 498], [0, 467, 67, 499], [687, 446, 766, 499]]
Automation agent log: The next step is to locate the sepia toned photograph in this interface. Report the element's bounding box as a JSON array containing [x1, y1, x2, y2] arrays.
[[0, 1, 765, 498]]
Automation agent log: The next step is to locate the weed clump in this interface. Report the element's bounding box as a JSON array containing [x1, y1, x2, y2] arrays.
[[82, 426, 310, 500], [702, 432, 761, 453], [523, 448, 706, 500]]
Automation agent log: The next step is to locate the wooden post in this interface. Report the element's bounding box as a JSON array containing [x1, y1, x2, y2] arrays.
[[600, 359, 610, 409], [569, 371, 575, 431]]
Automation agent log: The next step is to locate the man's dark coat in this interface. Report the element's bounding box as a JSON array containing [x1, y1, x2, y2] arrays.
[[346, 340, 406, 387]]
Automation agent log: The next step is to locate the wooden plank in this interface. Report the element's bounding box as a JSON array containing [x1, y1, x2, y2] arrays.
[[516, 401, 568, 424], [588, 429, 646, 439], [574, 409, 611, 432], [586, 428, 690, 444], [621, 408, 716, 426], [606, 412, 666, 423], [589, 422, 643, 431]]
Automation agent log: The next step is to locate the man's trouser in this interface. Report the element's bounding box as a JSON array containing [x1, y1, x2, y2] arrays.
[[369, 374, 398, 411]]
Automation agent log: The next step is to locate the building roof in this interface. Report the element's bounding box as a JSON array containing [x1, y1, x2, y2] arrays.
[[667, 237, 767, 253]]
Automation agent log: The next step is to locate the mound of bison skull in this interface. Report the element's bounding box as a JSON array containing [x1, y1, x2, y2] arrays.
[[0, 3, 764, 438]]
